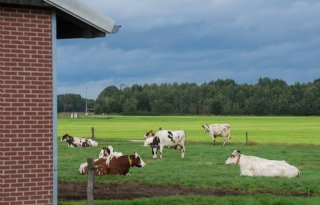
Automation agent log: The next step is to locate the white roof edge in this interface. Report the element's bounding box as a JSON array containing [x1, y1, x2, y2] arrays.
[[43, 0, 118, 34]]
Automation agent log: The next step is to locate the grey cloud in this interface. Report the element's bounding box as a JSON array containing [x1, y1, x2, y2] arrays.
[[57, 0, 320, 98]]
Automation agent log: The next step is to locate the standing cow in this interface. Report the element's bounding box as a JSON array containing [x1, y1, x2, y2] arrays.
[[144, 130, 186, 159], [225, 150, 300, 178], [202, 124, 231, 146]]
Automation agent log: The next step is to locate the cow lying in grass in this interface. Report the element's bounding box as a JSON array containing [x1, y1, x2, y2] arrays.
[[225, 150, 300, 178], [79, 145, 123, 174], [61, 133, 98, 147], [144, 130, 186, 159], [98, 145, 123, 159], [79, 152, 146, 176], [202, 124, 231, 146]]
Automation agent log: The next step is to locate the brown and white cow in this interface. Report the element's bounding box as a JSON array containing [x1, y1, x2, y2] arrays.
[[79, 152, 146, 176], [61, 133, 98, 147]]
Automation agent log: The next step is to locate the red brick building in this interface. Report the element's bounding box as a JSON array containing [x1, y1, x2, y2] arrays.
[[0, 1, 118, 204]]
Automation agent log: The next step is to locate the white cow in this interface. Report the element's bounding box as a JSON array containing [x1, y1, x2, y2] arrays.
[[202, 124, 231, 146], [225, 150, 300, 178], [144, 130, 186, 159]]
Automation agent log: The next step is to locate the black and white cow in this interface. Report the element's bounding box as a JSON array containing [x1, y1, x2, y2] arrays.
[[98, 145, 123, 159], [144, 130, 186, 159], [61, 133, 98, 147]]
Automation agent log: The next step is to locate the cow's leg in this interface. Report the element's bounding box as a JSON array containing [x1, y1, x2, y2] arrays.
[[159, 145, 164, 159], [151, 146, 157, 159], [223, 137, 226, 146], [180, 145, 185, 158], [212, 135, 216, 146]]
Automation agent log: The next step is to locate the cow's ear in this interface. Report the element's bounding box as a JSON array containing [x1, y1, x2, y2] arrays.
[[236, 150, 241, 154]]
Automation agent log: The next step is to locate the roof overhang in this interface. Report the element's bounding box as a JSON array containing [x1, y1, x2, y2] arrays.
[[0, 0, 120, 39]]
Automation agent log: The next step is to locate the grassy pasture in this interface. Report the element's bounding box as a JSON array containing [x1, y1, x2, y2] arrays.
[[58, 139, 320, 193], [58, 115, 320, 203], [58, 114, 320, 144]]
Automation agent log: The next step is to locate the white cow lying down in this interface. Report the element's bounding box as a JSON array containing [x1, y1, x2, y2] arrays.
[[225, 150, 300, 178]]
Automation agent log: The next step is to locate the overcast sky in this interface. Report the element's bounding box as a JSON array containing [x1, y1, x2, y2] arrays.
[[57, 0, 320, 99]]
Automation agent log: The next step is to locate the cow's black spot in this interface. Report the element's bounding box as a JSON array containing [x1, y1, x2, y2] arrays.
[[167, 131, 174, 142]]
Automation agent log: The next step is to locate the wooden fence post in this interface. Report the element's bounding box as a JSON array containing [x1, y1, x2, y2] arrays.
[[246, 131, 248, 144], [91, 127, 95, 139], [87, 158, 94, 205]]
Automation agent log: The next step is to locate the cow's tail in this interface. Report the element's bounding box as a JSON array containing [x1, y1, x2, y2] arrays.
[[184, 131, 189, 145]]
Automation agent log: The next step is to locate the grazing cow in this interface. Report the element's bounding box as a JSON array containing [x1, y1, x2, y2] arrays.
[[202, 124, 231, 146], [144, 130, 186, 159], [225, 150, 300, 178], [144, 130, 155, 139], [61, 133, 98, 147], [80, 152, 146, 176]]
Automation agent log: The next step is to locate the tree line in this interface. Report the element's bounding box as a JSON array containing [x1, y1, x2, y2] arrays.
[[58, 94, 95, 113], [58, 77, 320, 115], [94, 77, 320, 116]]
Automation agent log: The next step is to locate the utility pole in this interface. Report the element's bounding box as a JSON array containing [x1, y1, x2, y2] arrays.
[[85, 87, 88, 116]]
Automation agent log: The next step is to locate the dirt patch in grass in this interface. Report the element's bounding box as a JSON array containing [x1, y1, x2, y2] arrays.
[[59, 181, 312, 201]]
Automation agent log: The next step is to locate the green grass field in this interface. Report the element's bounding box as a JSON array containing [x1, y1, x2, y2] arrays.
[[58, 115, 320, 204], [58, 114, 320, 144]]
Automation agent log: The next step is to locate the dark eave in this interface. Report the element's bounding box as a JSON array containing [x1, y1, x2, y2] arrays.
[[0, 0, 120, 39]]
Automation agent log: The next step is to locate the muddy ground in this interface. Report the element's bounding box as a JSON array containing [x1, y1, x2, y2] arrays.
[[59, 181, 312, 201]]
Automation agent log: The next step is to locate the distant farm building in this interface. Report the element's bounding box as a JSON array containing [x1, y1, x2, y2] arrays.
[[0, 0, 118, 204]]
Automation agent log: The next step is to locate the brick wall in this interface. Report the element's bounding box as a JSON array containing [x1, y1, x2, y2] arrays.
[[1, 6, 53, 205], [0, 5, 4, 205]]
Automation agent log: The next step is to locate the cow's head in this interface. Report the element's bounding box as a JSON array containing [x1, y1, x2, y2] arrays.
[[99, 145, 114, 158], [61, 133, 76, 146], [151, 136, 160, 159], [61, 133, 70, 141], [144, 130, 155, 138], [129, 152, 146, 167], [225, 150, 241, 165], [202, 124, 210, 132], [144, 136, 154, 147]]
